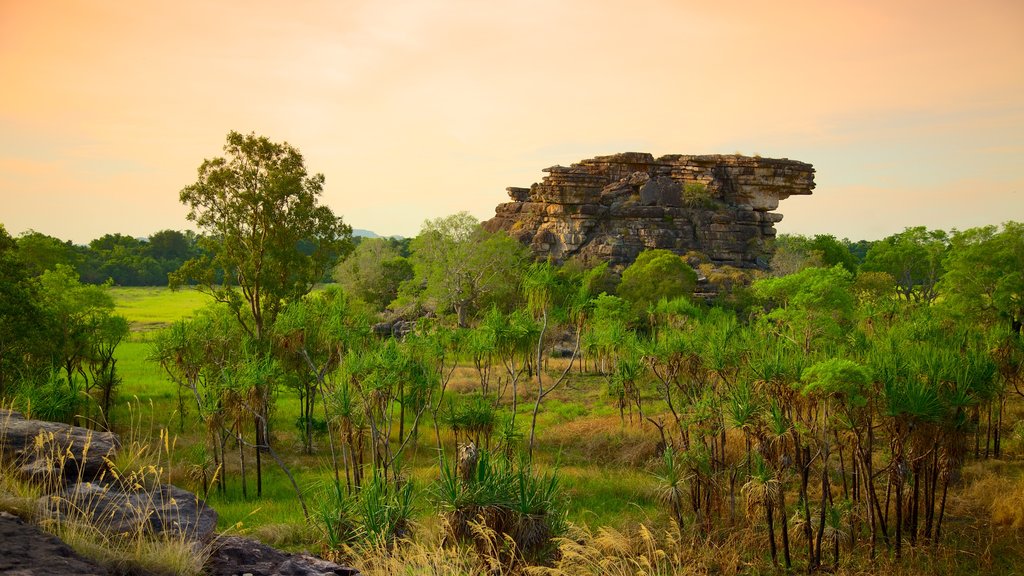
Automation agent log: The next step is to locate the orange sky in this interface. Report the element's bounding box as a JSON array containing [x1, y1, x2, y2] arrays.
[[2, 0, 1022, 243]]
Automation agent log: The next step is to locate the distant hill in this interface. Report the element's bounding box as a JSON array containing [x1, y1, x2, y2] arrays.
[[352, 228, 404, 240]]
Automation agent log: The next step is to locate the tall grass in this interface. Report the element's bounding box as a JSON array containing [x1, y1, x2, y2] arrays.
[[0, 406, 214, 576]]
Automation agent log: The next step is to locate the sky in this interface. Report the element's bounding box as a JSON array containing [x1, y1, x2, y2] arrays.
[[2, 0, 1022, 244]]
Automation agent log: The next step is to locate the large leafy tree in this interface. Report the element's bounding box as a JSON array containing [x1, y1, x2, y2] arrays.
[[753, 264, 856, 353], [940, 222, 1024, 331], [407, 212, 528, 327], [861, 226, 948, 303], [172, 131, 352, 342], [15, 230, 79, 277], [617, 249, 697, 308], [333, 237, 413, 311]]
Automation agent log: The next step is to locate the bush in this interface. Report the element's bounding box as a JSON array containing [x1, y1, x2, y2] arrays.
[[15, 370, 79, 424], [432, 449, 566, 564]]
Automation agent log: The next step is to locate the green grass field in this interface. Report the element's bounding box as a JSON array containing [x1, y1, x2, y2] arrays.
[[110, 286, 210, 332]]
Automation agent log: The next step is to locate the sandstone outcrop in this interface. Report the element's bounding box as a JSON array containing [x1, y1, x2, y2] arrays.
[[483, 153, 814, 269]]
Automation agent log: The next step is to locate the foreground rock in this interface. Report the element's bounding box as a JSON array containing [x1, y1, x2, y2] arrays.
[[0, 511, 109, 576], [1, 411, 360, 576], [0, 409, 119, 484], [207, 535, 360, 576], [41, 481, 218, 541], [484, 152, 815, 269]]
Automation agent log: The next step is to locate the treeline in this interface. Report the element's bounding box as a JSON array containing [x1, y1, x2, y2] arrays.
[[12, 228, 200, 286]]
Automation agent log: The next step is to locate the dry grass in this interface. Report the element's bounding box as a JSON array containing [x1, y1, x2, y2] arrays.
[[960, 460, 1024, 530], [543, 415, 660, 466], [0, 410, 214, 576]]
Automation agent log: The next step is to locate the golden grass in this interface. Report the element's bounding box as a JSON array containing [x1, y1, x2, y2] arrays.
[[543, 414, 660, 466]]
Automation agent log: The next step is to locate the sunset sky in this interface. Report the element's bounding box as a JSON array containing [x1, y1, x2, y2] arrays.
[[2, 0, 1022, 244]]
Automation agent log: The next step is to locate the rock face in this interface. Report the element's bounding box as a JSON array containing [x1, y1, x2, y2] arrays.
[[483, 153, 814, 269], [42, 481, 218, 541], [0, 410, 360, 576]]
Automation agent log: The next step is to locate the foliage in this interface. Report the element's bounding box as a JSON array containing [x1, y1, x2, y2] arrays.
[[333, 237, 413, 311], [405, 212, 529, 326], [752, 264, 855, 351], [940, 221, 1024, 330], [433, 448, 566, 563], [172, 131, 352, 342], [617, 249, 697, 309], [769, 233, 858, 276], [15, 229, 79, 277], [0, 225, 47, 397], [861, 226, 948, 303]]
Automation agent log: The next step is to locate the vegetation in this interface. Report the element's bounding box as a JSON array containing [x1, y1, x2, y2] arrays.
[[2, 134, 1024, 575]]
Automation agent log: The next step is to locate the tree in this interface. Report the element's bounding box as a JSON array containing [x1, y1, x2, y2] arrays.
[[0, 225, 47, 398], [333, 237, 413, 311], [940, 222, 1024, 331], [406, 212, 529, 327], [861, 226, 948, 304], [769, 234, 858, 276], [752, 265, 856, 353], [617, 249, 697, 308], [16, 230, 78, 277], [147, 229, 194, 262], [172, 131, 352, 343]]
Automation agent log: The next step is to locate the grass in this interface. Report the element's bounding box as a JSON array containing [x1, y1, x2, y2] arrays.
[[110, 286, 209, 333]]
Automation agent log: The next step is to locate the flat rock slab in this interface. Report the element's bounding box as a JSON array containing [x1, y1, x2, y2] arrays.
[[0, 409, 119, 483], [207, 535, 360, 576], [0, 511, 108, 576]]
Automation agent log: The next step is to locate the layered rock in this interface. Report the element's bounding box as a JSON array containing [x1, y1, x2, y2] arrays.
[[483, 153, 814, 269]]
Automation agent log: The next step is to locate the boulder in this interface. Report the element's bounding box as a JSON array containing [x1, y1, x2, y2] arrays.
[[41, 481, 218, 541], [0, 409, 119, 484], [0, 511, 109, 576], [206, 535, 360, 576]]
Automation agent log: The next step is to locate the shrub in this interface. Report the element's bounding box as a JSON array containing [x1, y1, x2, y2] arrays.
[[432, 448, 566, 565]]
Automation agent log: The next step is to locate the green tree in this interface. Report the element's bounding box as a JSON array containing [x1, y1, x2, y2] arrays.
[[0, 225, 47, 398], [406, 212, 528, 327], [333, 237, 413, 311], [861, 226, 948, 303], [172, 130, 352, 342], [617, 249, 697, 308], [16, 230, 78, 277], [769, 234, 858, 276], [38, 265, 119, 389], [753, 265, 856, 353], [940, 222, 1024, 331]]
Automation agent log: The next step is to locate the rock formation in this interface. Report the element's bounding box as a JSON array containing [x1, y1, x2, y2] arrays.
[[483, 153, 814, 269]]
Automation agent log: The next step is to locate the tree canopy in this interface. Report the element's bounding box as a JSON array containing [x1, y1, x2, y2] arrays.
[[617, 249, 697, 308], [172, 131, 352, 341]]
